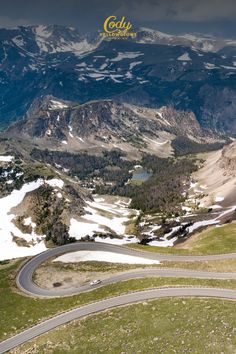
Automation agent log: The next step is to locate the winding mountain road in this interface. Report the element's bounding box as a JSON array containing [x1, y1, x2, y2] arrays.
[[1, 242, 236, 353], [16, 242, 236, 297]]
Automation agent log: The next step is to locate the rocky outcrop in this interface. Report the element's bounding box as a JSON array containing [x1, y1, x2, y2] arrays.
[[219, 141, 236, 172]]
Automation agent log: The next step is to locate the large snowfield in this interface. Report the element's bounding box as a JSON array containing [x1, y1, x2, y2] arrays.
[[54, 250, 160, 264], [0, 180, 47, 261]]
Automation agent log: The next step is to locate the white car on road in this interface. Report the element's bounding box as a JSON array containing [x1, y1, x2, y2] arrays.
[[90, 279, 102, 286]]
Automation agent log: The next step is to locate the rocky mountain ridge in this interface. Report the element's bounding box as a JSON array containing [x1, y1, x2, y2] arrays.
[[6, 95, 224, 157], [136, 27, 236, 52], [0, 25, 236, 133]]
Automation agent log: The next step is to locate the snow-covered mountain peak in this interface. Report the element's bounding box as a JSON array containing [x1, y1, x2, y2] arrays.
[[138, 27, 173, 39], [31, 24, 100, 54], [34, 25, 52, 39], [136, 27, 236, 52]]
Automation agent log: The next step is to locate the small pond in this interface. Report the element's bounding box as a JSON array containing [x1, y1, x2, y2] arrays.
[[131, 169, 152, 182]]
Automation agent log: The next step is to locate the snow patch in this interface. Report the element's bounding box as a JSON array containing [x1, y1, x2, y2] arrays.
[[129, 61, 142, 70], [221, 65, 236, 70], [54, 250, 160, 264], [215, 196, 224, 202], [49, 100, 68, 110], [69, 196, 138, 240], [111, 52, 143, 62], [0, 155, 14, 162], [77, 137, 85, 143], [188, 219, 218, 233], [45, 178, 64, 189], [177, 53, 191, 61], [95, 236, 140, 245], [23, 217, 36, 228], [204, 63, 218, 70]]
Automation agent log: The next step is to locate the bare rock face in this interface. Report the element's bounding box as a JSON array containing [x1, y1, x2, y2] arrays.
[[6, 95, 218, 155], [7, 95, 73, 139], [219, 141, 236, 172]]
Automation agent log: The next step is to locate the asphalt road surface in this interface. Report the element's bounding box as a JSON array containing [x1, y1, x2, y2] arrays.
[[1, 288, 236, 353], [1, 242, 236, 353], [16, 242, 236, 297]]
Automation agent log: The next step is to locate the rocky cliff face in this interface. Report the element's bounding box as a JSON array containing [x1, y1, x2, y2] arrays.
[[6, 95, 222, 157], [219, 141, 236, 172], [9, 96, 72, 139]]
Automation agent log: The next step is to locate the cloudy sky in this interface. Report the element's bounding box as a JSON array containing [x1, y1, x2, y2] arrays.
[[0, 0, 235, 37]]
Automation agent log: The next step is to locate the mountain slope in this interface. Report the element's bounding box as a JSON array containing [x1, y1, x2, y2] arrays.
[[192, 141, 236, 207], [6, 95, 223, 157], [0, 144, 142, 260], [0, 25, 236, 133]]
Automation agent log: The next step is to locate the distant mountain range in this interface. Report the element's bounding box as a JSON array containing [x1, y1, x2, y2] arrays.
[[0, 25, 236, 134]]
